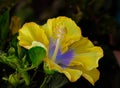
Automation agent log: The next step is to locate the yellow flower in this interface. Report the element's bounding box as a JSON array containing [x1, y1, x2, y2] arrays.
[[18, 16, 103, 85]]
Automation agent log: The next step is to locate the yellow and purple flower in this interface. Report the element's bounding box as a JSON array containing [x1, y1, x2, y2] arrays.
[[18, 16, 103, 85]]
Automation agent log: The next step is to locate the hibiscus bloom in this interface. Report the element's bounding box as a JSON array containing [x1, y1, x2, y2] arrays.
[[18, 16, 103, 85]]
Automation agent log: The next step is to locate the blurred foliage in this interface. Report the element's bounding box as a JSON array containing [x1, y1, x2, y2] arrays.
[[0, 0, 19, 12], [0, 0, 120, 88], [0, 9, 9, 50]]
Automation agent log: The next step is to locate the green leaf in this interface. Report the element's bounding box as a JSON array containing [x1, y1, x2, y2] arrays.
[[0, 9, 9, 50], [28, 46, 46, 68]]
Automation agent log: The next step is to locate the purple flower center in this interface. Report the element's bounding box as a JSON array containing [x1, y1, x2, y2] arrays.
[[49, 40, 74, 67]]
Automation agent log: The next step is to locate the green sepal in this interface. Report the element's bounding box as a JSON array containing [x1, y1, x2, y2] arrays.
[[28, 46, 46, 68], [8, 73, 20, 87], [43, 62, 55, 75], [8, 47, 15, 56]]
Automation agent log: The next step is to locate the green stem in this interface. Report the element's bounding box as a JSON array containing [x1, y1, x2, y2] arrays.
[[19, 68, 30, 86], [40, 76, 48, 88], [31, 68, 38, 81]]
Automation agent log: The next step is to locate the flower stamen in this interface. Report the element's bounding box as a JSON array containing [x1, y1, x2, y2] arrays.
[[51, 26, 67, 62], [52, 38, 60, 62]]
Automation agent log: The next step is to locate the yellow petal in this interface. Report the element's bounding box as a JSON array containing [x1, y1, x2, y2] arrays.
[[62, 68, 82, 82], [44, 58, 82, 82], [82, 69, 100, 85], [43, 16, 81, 53], [77, 66, 100, 85], [69, 37, 103, 70], [18, 22, 49, 49], [44, 58, 62, 72]]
